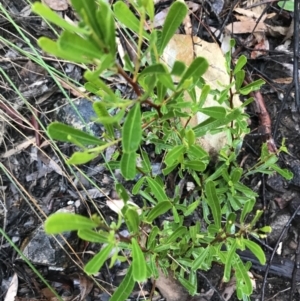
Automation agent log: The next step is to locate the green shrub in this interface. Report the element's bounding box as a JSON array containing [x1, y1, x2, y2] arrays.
[[32, 1, 292, 300]]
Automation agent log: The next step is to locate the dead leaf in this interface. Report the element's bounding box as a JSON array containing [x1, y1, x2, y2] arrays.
[[42, 0, 68, 11], [1, 137, 35, 158], [226, 21, 266, 34], [162, 34, 242, 155], [106, 199, 142, 215], [78, 274, 94, 301], [4, 273, 18, 301]]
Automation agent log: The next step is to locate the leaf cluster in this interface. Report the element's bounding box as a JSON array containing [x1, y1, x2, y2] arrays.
[[32, 1, 293, 300]]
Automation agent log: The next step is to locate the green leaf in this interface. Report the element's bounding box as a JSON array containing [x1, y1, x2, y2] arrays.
[[59, 31, 105, 60], [166, 226, 187, 243], [165, 145, 185, 166], [141, 150, 151, 173], [184, 199, 200, 216], [124, 207, 140, 233], [269, 164, 293, 180], [93, 102, 114, 137], [139, 63, 168, 77], [131, 238, 147, 281], [32, 3, 90, 35], [178, 275, 197, 296], [205, 181, 221, 228], [113, 1, 150, 39], [188, 145, 208, 159], [48, 122, 104, 145], [71, 0, 102, 41], [158, 1, 188, 54], [146, 177, 168, 202], [45, 213, 98, 234], [234, 256, 253, 296], [184, 160, 206, 172], [235, 70, 245, 91], [185, 129, 195, 146], [198, 84, 211, 107], [230, 167, 243, 183], [85, 243, 114, 275], [192, 247, 209, 270], [194, 108, 242, 137], [171, 61, 186, 76], [178, 57, 209, 88], [132, 177, 145, 195], [224, 240, 237, 282], [146, 201, 172, 222], [96, 0, 116, 53], [120, 152, 137, 180], [78, 229, 109, 243], [116, 183, 130, 202], [38, 38, 93, 63], [122, 103, 142, 153], [278, 1, 294, 11], [67, 151, 98, 165], [147, 226, 159, 249], [234, 55, 247, 74], [110, 265, 135, 301], [240, 199, 255, 223], [198, 106, 226, 119], [243, 239, 266, 265], [239, 79, 265, 95]]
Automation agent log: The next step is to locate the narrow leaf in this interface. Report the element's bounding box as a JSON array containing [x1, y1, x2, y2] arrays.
[[205, 181, 221, 228], [48, 122, 104, 145], [146, 177, 168, 202], [166, 226, 187, 243], [84, 243, 114, 275], [224, 240, 237, 282], [110, 266, 135, 301], [38, 38, 92, 63], [78, 229, 109, 243], [165, 145, 185, 166], [67, 151, 98, 165], [178, 57, 209, 88], [198, 106, 226, 119], [122, 103, 142, 153], [45, 213, 98, 234], [131, 238, 147, 282], [120, 152, 137, 180], [158, 1, 188, 54], [113, 1, 150, 39], [243, 239, 266, 265], [93, 101, 114, 137], [124, 208, 140, 234], [32, 3, 90, 34], [146, 201, 172, 222], [192, 247, 209, 270]]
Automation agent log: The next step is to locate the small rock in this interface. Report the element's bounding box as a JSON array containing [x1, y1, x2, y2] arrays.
[[56, 98, 102, 137], [21, 206, 77, 269], [268, 210, 291, 246]]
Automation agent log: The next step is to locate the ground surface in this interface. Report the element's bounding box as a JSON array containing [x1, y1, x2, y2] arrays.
[[1, 0, 300, 300]]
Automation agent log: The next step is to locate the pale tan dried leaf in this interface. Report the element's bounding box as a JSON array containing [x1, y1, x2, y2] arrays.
[[226, 21, 266, 34], [183, 13, 192, 35], [266, 24, 290, 37], [42, 0, 68, 11], [234, 7, 265, 20], [4, 273, 18, 301], [1, 137, 35, 158], [247, 0, 267, 15], [78, 274, 94, 301], [106, 199, 142, 215]]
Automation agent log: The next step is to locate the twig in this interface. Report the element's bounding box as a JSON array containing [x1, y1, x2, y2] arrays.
[[245, 77, 277, 153]]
